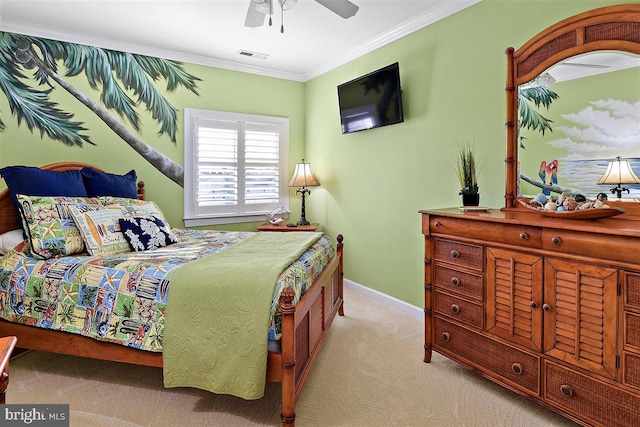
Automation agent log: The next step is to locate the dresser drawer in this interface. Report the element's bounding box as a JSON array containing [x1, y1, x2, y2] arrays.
[[541, 229, 639, 264], [434, 265, 482, 300], [625, 312, 640, 351], [624, 271, 640, 312], [429, 216, 541, 248], [434, 239, 483, 271], [624, 352, 640, 391], [544, 360, 640, 427], [434, 291, 483, 329], [434, 317, 539, 395]]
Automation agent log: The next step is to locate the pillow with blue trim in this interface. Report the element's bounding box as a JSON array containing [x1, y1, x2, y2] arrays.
[[0, 166, 87, 212], [118, 215, 178, 251], [81, 167, 137, 198]]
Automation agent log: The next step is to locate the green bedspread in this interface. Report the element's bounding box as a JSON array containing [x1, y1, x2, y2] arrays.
[[162, 231, 323, 399]]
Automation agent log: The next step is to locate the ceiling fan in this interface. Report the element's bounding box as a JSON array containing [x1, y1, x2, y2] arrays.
[[245, 0, 359, 33]]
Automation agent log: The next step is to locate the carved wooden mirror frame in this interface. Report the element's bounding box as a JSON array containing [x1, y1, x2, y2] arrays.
[[504, 4, 640, 210]]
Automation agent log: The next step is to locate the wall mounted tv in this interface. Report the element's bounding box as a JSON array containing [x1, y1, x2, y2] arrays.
[[337, 62, 404, 134]]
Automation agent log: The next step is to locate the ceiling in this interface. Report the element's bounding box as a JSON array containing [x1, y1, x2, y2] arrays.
[[0, 0, 482, 82], [549, 52, 640, 83]]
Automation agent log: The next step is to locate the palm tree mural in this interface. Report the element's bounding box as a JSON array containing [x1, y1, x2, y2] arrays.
[[518, 85, 559, 149], [0, 32, 201, 187]]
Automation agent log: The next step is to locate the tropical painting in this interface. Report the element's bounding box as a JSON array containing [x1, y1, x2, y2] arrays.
[[0, 31, 201, 187], [519, 66, 640, 200]]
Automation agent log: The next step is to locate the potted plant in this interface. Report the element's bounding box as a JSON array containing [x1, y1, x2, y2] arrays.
[[454, 141, 480, 206]]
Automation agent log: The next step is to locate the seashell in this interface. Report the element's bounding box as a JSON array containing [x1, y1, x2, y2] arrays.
[[574, 194, 587, 203], [563, 198, 578, 211], [579, 201, 593, 210], [593, 200, 604, 209], [534, 193, 547, 204], [556, 206, 566, 212], [597, 192, 608, 202], [544, 201, 557, 211], [529, 200, 543, 208]]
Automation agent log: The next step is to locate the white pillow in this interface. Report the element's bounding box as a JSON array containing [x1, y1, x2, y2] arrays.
[[0, 229, 24, 255]]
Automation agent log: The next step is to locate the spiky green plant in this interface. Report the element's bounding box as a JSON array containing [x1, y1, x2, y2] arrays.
[[455, 142, 479, 195]]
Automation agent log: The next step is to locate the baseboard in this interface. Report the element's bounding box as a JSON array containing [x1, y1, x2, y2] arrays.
[[344, 279, 423, 320]]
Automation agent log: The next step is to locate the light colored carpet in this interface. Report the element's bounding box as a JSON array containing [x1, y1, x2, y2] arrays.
[[8, 287, 578, 427]]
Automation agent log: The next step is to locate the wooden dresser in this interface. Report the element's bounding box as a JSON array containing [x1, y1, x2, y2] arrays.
[[420, 208, 640, 427]]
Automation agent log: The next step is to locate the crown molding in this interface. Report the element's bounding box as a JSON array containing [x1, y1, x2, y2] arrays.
[[0, 0, 482, 83], [302, 0, 482, 81]]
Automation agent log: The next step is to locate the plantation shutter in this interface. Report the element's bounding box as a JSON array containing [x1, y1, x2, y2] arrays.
[[188, 114, 286, 222]]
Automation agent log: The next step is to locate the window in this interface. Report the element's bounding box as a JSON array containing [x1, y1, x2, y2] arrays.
[[184, 109, 289, 226]]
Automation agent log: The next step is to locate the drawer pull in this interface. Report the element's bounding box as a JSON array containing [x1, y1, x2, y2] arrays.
[[551, 236, 562, 245], [441, 332, 451, 342], [451, 304, 460, 314], [530, 301, 537, 309], [434, 221, 442, 228], [450, 250, 459, 258], [511, 363, 523, 375], [519, 233, 529, 240], [543, 304, 551, 311], [560, 384, 573, 397], [451, 277, 459, 286]]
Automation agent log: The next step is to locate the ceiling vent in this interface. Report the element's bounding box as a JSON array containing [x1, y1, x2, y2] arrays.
[[237, 50, 268, 60]]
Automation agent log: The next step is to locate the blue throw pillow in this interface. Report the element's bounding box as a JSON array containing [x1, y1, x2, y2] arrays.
[[0, 165, 87, 212], [118, 215, 178, 251], [81, 167, 137, 198]]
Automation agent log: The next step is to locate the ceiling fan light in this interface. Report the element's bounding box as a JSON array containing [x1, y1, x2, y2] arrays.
[[278, 0, 297, 11]]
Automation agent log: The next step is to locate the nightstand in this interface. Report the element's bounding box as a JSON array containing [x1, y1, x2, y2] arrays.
[[257, 222, 319, 232], [0, 336, 17, 404]]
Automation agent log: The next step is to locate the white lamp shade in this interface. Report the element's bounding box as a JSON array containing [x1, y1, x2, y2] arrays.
[[597, 157, 640, 185], [287, 160, 320, 188]]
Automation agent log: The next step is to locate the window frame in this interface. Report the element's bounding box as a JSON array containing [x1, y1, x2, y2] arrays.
[[183, 108, 290, 227]]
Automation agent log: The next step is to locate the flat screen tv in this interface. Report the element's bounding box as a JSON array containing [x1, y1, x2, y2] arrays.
[[337, 62, 404, 134]]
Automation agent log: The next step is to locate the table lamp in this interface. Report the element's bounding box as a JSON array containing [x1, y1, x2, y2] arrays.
[[597, 156, 640, 199], [287, 159, 320, 225]]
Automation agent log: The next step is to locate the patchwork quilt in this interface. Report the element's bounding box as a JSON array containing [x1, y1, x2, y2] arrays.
[[0, 229, 334, 352]]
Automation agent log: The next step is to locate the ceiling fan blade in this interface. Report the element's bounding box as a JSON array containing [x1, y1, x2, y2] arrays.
[[314, 0, 359, 19], [245, 1, 267, 27]]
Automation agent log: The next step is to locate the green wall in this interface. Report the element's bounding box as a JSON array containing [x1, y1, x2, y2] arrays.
[[0, 0, 634, 308], [303, 0, 633, 306]]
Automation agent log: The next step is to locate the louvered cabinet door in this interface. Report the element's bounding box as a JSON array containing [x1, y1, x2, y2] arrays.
[[487, 247, 544, 352], [543, 257, 618, 380]]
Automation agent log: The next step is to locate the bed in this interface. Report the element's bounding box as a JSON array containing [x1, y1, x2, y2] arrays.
[[0, 162, 344, 427]]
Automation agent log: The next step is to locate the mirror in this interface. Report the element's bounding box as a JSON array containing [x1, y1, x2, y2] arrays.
[[504, 4, 640, 211]]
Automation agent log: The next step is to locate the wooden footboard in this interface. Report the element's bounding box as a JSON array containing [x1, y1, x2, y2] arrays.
[[268, 234, 344, 427]]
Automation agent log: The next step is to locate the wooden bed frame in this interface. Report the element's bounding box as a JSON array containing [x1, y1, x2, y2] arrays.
[[0, 162, 344, 427]]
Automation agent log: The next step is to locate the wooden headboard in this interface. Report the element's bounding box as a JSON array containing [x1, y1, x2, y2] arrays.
[[0, 162, 145, 235]]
